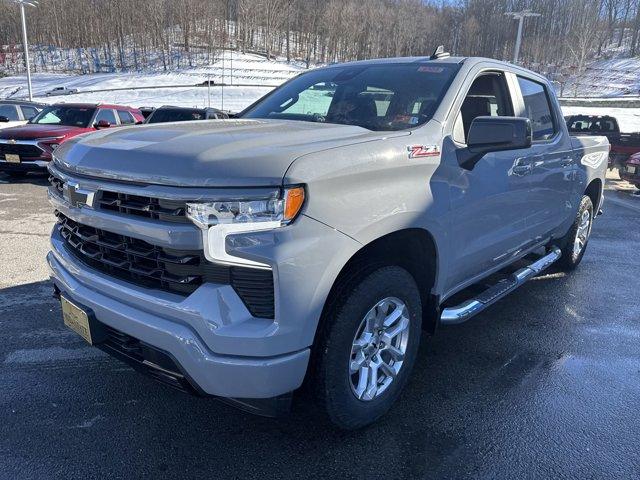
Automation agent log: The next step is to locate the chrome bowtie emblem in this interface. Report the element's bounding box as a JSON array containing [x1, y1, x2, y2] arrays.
[[7, 139, 16, 145], [63, 181, 96, 209]]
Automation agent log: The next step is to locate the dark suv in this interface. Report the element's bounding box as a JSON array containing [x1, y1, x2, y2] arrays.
[[145, 105, 228, 124]]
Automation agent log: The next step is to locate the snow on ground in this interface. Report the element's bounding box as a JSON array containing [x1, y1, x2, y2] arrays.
[[0, 52, 303, 111], [563, 57, 640, 98]]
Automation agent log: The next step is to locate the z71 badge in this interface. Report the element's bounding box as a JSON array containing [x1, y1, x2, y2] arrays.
[[407, 145, 440, 159]]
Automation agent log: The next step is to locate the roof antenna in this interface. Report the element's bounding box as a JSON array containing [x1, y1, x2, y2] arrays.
[[430, 45, 450, 60]]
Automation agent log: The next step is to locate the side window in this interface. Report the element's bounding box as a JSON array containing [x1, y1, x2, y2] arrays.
[[517, 76, 556, 141], [94, 109, 117, 126], [0, 105, 20, 121], [20, 106, 39, 120], [117, 110, 135, 125], [453, 73, 513, 144]]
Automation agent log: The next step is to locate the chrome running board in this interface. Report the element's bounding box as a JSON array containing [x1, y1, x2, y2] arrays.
[[440, 247, 561, 325]]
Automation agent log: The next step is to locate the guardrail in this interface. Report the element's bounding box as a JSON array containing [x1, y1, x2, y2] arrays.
[[558, 97, 640, 108]]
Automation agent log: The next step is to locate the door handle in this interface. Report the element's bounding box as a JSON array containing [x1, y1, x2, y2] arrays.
[[560, 156, 574, 167], [511, 158, 532, 176]]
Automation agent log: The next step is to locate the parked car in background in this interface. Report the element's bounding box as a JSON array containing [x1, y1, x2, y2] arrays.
[[0, 103, 143, 177], [565, 114, 640, 172], [0, 100, 44, 130], [45, 86, 79, 97], [620, 152, 640, 189], [144, 105, 229, 124], [48, 53, 607, 429]]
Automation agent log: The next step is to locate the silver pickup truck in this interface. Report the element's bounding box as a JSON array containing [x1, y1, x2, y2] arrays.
[[47, 52, 608, 429]]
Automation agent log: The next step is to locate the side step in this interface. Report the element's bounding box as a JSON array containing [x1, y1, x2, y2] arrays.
[[440, 247, 561, 325]]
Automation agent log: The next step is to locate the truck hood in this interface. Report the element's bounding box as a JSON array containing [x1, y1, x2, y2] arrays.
[[0, 124, 90, 140], [53, 119, 407, 187]]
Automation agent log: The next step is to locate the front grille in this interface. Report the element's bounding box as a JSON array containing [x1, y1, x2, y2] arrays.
[[56, 212, 275, 318], [98, 190, 189, 223], [0, 142, 43, 159], [48, 175, 189, 223]]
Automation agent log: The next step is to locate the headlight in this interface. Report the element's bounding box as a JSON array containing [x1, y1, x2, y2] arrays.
[[186, 186, 305, 228], [186, 186, 305, 267]]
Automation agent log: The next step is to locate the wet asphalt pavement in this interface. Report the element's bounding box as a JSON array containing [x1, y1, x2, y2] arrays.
[[1, 173, 639, 480]]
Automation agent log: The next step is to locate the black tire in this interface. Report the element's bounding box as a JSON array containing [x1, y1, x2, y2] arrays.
[[556, 195, 594, 271], [312, 266, 422, 430]]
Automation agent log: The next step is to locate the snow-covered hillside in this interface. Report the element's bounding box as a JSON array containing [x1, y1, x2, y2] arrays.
[[563, 57, 640, 97], [0, 52, 304, 111], [1, 51, 639, 131]]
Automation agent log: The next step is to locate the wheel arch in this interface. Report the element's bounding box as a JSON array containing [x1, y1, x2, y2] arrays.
[[585, 177, 603, 212], [316, 228, 441, 341]]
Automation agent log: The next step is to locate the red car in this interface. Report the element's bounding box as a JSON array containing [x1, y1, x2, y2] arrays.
[[0, 103, 144, 177], [620, 152, 640, 189]]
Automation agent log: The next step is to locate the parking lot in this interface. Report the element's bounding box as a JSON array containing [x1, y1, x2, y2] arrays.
[[1, 172, 639, 480]]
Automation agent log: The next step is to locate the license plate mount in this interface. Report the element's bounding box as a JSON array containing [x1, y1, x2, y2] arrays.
[[60, 296, 106, 345]]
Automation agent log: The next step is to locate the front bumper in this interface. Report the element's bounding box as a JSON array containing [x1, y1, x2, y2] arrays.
[[0, 159, 49, 172], [48, 237, 310, 399]]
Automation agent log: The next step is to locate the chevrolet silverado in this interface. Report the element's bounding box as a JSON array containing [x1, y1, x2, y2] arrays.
[[47, 51, 608, 429]]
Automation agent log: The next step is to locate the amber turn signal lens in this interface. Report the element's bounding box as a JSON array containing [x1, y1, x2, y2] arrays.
[[284, 187, 305, 222]]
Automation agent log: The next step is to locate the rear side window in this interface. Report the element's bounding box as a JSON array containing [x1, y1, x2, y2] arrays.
[[94, 109, 117, 126], [0, 105, 19, 121], [117, 110, 135, 125], [517, 77, 556, 141], [20, 106, 39, 120]]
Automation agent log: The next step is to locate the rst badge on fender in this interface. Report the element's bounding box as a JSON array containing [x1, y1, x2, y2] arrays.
[[407, 145, 440, 159]]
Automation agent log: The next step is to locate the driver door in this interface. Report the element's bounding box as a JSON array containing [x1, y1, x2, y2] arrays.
[[445, 71, 537, 290]]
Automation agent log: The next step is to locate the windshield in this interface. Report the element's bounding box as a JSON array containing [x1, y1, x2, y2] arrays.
[[240, 62, 460, 131], [29, 105, 96, 128], [147, 108, 207, 124]]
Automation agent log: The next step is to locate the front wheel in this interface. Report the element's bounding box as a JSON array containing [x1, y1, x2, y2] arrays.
[[312, 266, 422, 429], [557, 195, 594, 271]]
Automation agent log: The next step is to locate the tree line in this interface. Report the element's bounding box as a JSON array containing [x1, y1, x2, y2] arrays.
[[0, 0, 638, 75]]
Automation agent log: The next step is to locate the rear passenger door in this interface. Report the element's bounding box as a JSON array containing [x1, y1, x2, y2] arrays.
[[513, 76, 575, 240]]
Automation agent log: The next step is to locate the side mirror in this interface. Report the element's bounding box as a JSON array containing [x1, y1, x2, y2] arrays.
[[95, 119, 111, 129], [457, 116, 532, 170], [0, 116, 9, 123]]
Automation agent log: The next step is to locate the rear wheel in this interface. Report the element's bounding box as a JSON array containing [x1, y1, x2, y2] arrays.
[[557, 195, 594, 271], [312, 266, 422, 429]]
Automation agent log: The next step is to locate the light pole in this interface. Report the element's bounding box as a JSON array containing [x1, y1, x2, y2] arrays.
[[505, 10, 541, 64], [13, 0, 38, 101]]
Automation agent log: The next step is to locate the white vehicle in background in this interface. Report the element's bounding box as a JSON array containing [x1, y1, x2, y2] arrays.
[[45, 86, 79, 97], [0, 100, 44, 130]]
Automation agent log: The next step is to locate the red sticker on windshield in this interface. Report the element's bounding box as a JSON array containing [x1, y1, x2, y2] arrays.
[[408, 145, 440, 159]]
